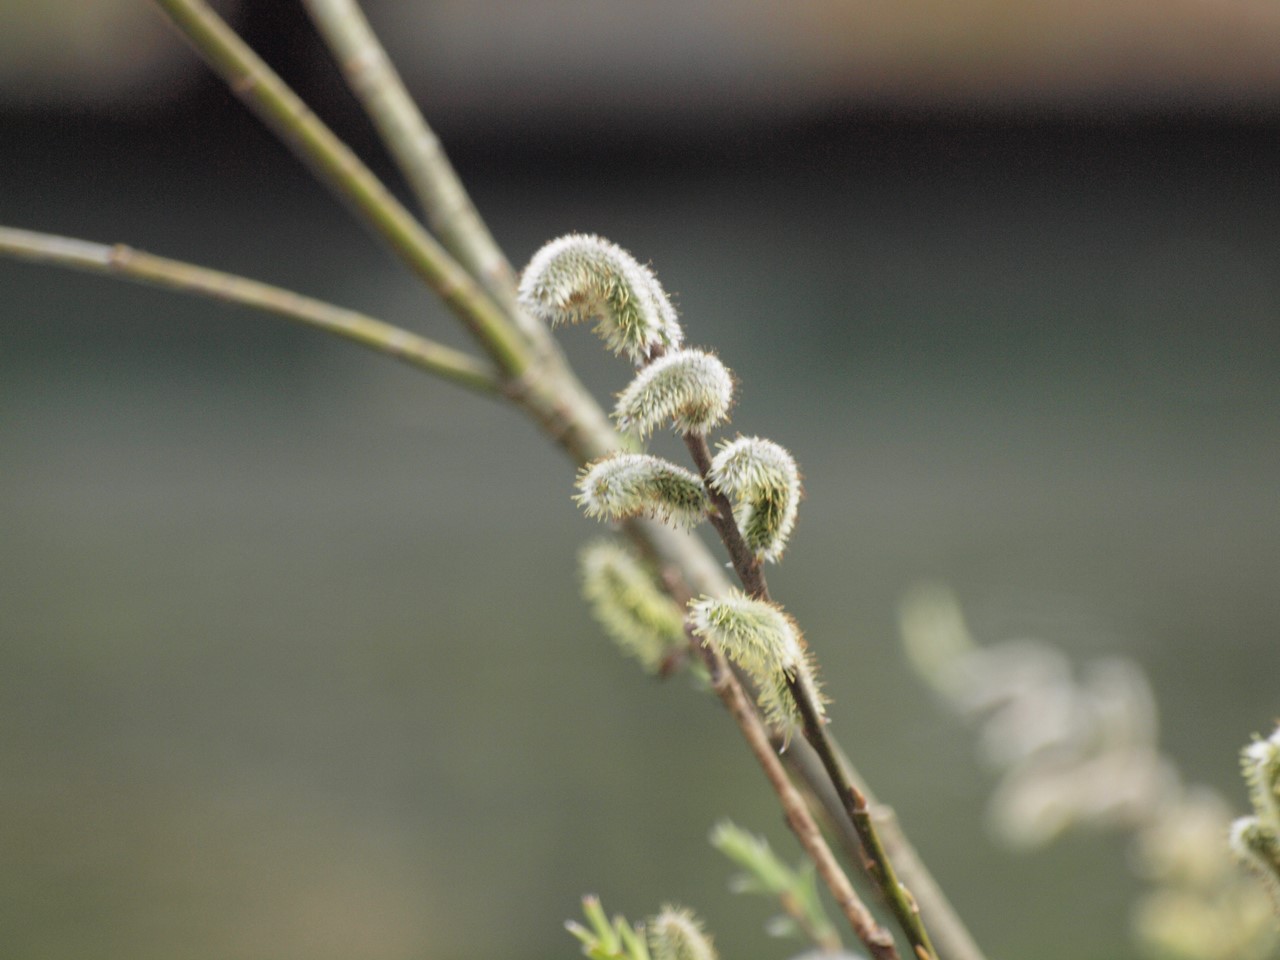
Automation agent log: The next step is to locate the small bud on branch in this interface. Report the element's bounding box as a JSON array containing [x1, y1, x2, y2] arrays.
[[1242, 727, 1280, 833], [1233, 725, 1280, 908]]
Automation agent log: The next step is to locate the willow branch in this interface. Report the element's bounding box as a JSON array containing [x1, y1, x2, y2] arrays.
[[141, 7, 982, 958], [689, 629, 899, 960], [0, 226, 498, 394], [789, 675, 938, 960], [149, 0, 529, 378], [830, 748, 986, 960], [683, 430, 939, 960], [297, 0, 532, 334], [779, 739, 985, 960]]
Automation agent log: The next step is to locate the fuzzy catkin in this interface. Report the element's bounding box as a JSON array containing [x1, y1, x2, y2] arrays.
[[579, 540, 687, 672], [708, 436, 800, 563], [647, 906, 717, 960], [518, 234, 682, 362], [614, 348, 734, 438], [576, 453, 709, 529]]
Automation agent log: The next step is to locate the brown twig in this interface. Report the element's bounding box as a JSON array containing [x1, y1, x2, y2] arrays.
[[688, 630, 899, 960], [683, 431, 940, 960]]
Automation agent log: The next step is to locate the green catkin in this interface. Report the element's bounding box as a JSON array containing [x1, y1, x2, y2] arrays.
[[708, 436, 800, 563], [1232, 726, 1280, 908], [576, 453, 710, 529], [614, 348, 734, 438], [688, 592, 823, 729], [580, 540, 688, 672], [518, 234, 682, 362], [647, 906, 717, 960]]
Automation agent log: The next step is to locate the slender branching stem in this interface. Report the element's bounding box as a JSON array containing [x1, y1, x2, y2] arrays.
[[688, 629, 899, 960], [830, 750, 986, 960], [17, 9, 988, 960], [298, 0, 534, 335], [778, 739, 984, 960], [0, 226, 498, 394], [683, 432, 939, 960], [149, 0, 530, 379], [788, 678, 938, 960]]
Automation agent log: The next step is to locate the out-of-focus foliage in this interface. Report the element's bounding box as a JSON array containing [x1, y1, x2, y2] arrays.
[[709, 820, 842, 952], [900, 584, 1279, 960]]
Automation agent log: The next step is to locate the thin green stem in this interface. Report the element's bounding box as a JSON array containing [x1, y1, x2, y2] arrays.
[[298, 0, 533, 335], [778, 739, 984, 960], [0, 226, 497, 394], [831, 748, 987, 960], [149, 0, 530, 379]]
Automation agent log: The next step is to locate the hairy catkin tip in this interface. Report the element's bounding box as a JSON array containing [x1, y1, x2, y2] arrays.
[[576, 453, 709, 529], [614, 348, 734, 438], [517, 233, 683, 361], [708, 436, 800, 563], [647, 906, 718, 960]]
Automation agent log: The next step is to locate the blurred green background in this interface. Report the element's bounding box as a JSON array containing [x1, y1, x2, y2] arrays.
[[2, 2, 1278, 959]]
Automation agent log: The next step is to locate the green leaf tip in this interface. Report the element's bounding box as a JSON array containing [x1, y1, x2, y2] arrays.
[[576, 453, 709, 529], [580, 540, 688, 673], [518, 233, 683, 362], [647, 906, 717, 960], [709, 820, 840, 950], [688, 592, 823, 729], [710, 820, 795, 896], [568, 895, 652, 960], [615, 348, 734, 438], [708, 436, 800, 562]]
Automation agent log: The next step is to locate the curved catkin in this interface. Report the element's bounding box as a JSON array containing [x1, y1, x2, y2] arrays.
[[575, 453, 709, 529], [688, 592, 823, 728], [708, 436, 800, 562], [614, 348, 734, 438], [517, 233, 682, 361], [647, 906, 718, 960], [579, 540, 687, 672]]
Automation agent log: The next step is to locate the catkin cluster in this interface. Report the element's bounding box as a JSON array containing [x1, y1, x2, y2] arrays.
[[520, 234, 815, 729]]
